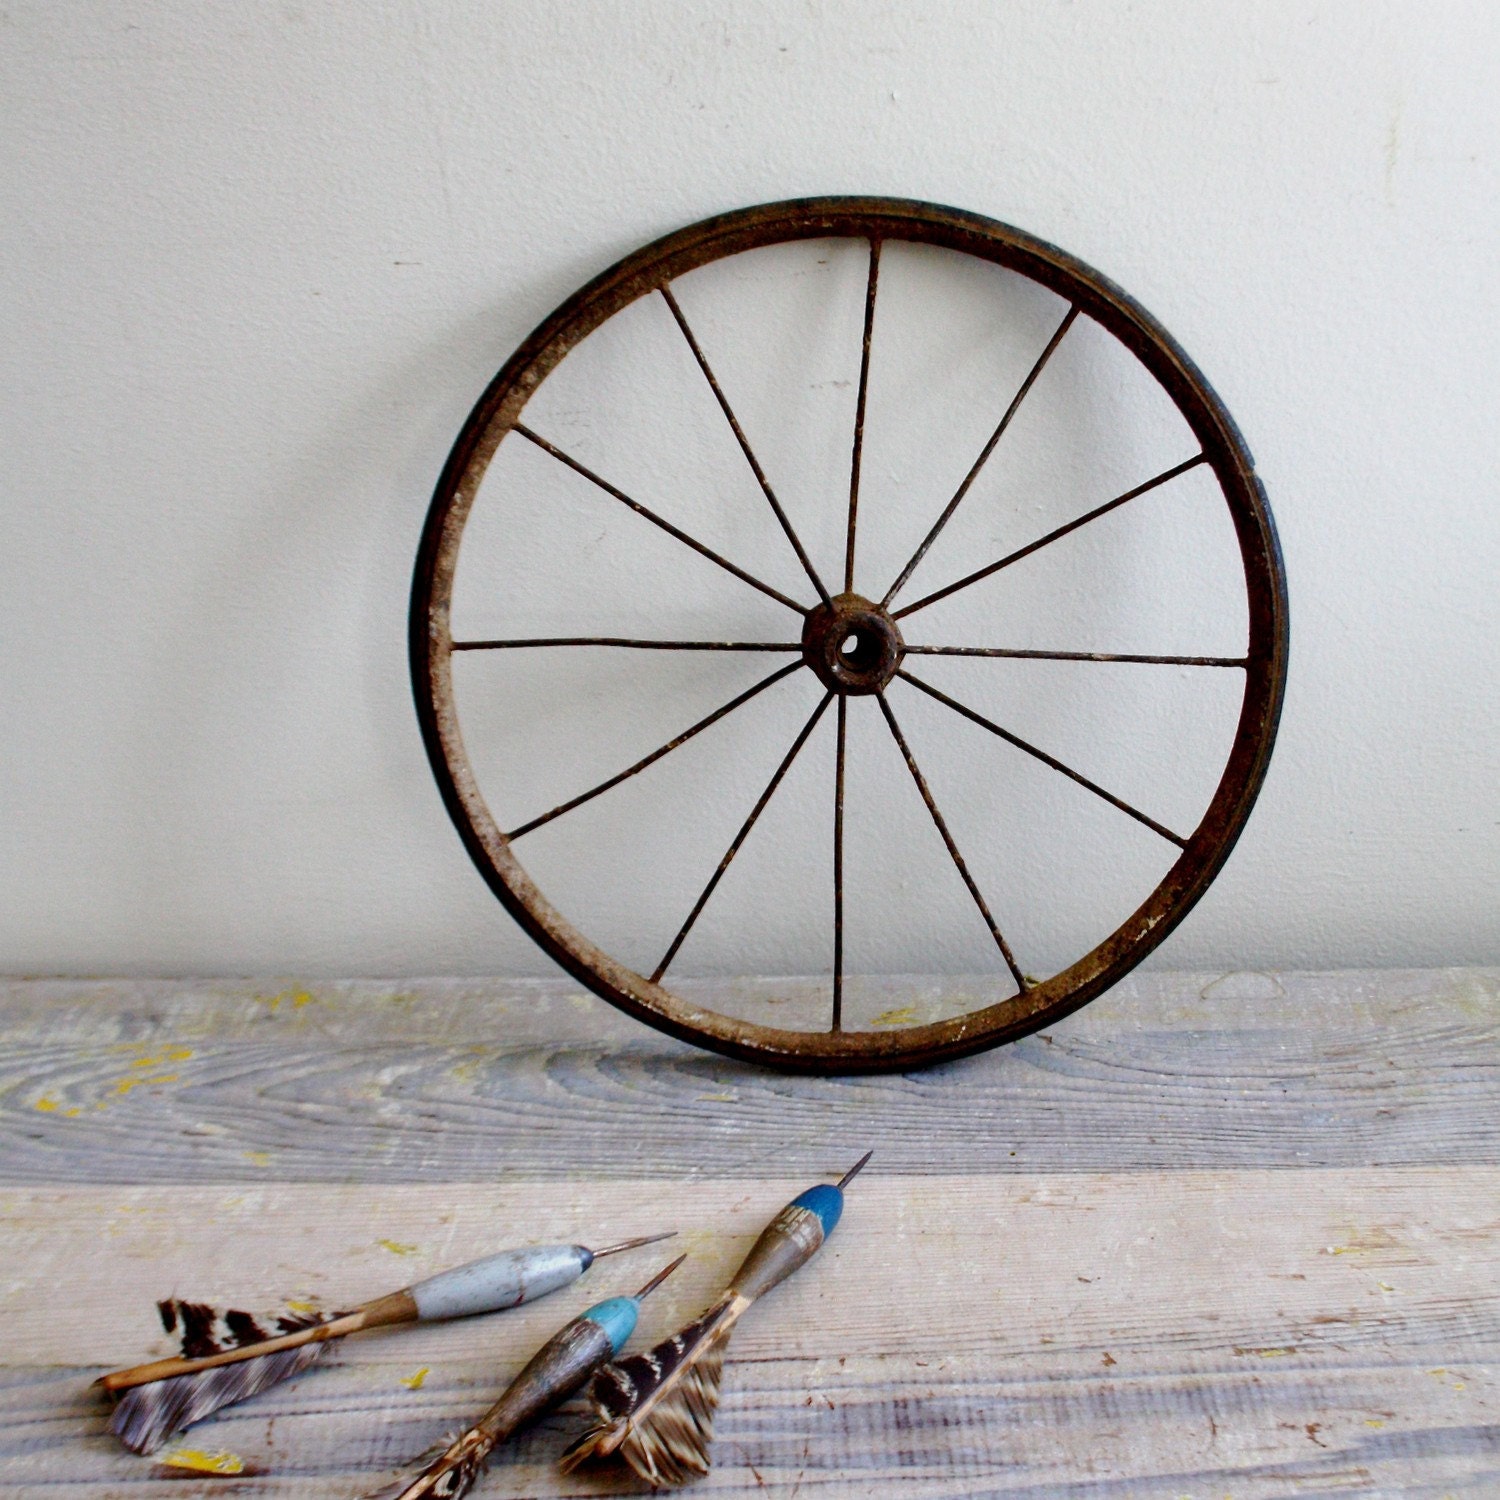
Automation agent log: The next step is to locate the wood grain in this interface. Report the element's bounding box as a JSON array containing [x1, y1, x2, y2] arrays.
[[2, 970, 1498, 1496], [0, 970, 1496, 1184], [9, 1171, 1500, 1367], [4, 1350, 1498, 1498]]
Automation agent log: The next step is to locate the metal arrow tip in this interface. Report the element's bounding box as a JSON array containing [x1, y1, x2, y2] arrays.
[[591, 1231, 678, 1258], [837, 1151, 874, 1189]]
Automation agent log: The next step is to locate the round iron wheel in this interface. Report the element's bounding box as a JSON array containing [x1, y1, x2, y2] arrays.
[[411, 197, 1288, 1074]]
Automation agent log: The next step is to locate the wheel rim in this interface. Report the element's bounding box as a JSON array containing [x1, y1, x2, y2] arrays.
[[411, 196, 1289, 1074]]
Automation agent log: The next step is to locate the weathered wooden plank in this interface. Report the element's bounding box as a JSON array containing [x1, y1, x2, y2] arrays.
[[1, 970, 1496, 1184], [5, 1172, 1499, 1369], [5, 969, 1493, 1043], [4, 1348, 1497, 1496]]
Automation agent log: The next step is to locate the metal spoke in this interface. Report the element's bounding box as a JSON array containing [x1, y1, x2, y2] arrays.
[[659, 285, 832, 606], [894, 453, 1207, 620], [904, 645, 1247, 667], [453, 637, 803, 652], [897, 668, 1188, 848], [832, 694, 847, 1031], [845, 239, 881, 594], [875, 691, 1027, 992], [883, 305, 1079, 608], [515, 425, 805, 614], [652, 691, 834, 982], [506, 659, 804, 841]]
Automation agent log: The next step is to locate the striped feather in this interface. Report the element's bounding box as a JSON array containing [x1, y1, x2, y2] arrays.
[[559, 1302, 735, 1487], [106, 1299, 328, 1454], [378, 1426, 493, 1500]]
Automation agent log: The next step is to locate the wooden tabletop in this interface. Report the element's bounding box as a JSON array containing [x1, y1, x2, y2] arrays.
[[1, 968, 1496, 1497]]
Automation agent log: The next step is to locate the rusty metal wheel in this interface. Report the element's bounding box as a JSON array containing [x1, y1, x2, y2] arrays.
[[411, 197, 1288, 1074]]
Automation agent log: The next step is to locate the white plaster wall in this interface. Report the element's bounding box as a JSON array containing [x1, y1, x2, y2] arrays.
[[3, 1, 1497, 981]]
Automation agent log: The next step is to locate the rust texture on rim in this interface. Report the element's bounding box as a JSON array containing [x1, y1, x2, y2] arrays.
[[410, 196, 1289, 1074]]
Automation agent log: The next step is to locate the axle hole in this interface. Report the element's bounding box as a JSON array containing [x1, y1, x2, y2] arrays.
[[837, 628, 883, 674]]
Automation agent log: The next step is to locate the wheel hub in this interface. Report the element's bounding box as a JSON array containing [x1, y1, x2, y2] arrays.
[[802, 593, 905, 695]]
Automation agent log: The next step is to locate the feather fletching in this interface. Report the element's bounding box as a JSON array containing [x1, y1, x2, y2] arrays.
[[613, 1340, 725, 1487], [559, 1303, 735, 1487], [107, 1299, 328, 1454], [379, 1426, 493, 1500], [109, 1344, 327, 1454]]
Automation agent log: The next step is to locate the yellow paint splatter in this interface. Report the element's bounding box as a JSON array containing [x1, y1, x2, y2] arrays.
[[871, 1005, 919, 1027], [378, 1239, 419, 1256], [401, 1367, 430, 1390], [697, 1092, 737, 1103], [131, 1047, 194, 1068], [159, 1447, 246, 1475], [1366, 1419, 1385, 1428], [64, 1106, 81, 1117], [244, 1150, 272, 1167], [34, 1096, 59, 1113], [285, 1300, 318, 1316], [112, 1073, 178, 1096], [262, 988, 317, 1012]]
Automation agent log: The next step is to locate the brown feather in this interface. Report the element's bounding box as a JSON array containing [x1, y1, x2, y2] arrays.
[[558, 1301, 736, 1487], [377, 1425, 493, 1500], [106, 1300, 329, 1454], [108, 1343, 327, 1454], [615, 1340, 725, 1487]]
